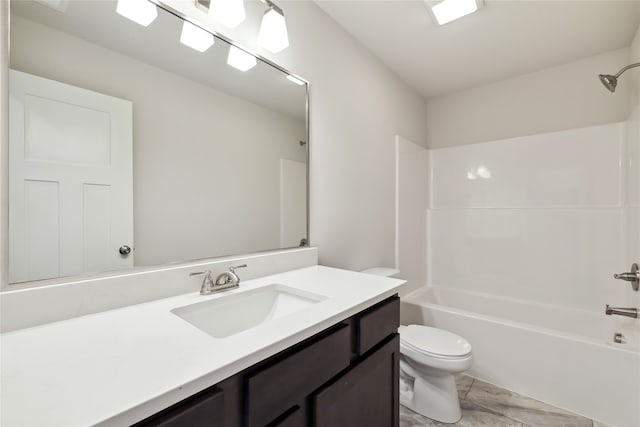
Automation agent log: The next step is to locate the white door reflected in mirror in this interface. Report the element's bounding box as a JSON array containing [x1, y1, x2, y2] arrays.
[[9, 70, 134, 283]]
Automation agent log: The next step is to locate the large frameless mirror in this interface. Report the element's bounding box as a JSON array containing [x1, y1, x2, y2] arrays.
[[7, 0, 308, 285]]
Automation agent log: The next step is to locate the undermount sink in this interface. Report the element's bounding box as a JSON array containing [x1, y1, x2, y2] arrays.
[[171, 284, 327, 338]]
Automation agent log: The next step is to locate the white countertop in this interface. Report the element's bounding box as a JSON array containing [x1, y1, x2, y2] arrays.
[[1, 266, 404, 426]]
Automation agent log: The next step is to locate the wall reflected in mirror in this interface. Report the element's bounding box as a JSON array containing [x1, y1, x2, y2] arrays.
[[8, 0, 308, 284]]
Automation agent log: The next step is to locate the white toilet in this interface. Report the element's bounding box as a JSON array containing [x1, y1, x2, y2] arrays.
[[398, 324, 472, 423], [360, 267, 473, 423]]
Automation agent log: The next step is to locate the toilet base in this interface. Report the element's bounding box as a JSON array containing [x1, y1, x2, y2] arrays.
[[400, 361, 462, 423]]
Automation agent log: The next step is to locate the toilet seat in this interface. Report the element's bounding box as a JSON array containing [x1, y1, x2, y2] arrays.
[[399, 325, 471, 359]]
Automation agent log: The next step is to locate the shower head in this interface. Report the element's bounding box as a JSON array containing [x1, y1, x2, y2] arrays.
[[599, 62, 640, 93], [598, 74, 617, 92]]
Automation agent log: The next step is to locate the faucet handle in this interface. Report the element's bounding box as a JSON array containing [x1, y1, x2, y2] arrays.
[[613, 263, 639, 291], [229, 264, 247, 273], [191, 271, 217, 295], [190, 270, 212, 277]]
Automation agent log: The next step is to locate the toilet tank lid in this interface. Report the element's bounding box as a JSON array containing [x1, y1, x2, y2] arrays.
[[360, 267, 400, 278]]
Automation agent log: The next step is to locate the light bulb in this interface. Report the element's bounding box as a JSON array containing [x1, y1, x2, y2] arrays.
[[180, 21, 215, 52], [116, 0, 157, 27], [227, 46, 257, 72], [208, 0, 246, 28], [258, 6, 289, 53]]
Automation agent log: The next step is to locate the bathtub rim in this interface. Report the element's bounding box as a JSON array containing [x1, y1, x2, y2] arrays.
[[402, 286, 639, 355]]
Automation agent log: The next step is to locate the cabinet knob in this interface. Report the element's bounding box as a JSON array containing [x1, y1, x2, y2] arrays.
[[119, 245, 132, 256]]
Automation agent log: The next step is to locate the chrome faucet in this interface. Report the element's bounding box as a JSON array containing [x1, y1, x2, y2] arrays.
[[605, 305, 638, 319], [613, 263, 639, 291], [215, 264, 247, 288], [190, 264, 247, 295]]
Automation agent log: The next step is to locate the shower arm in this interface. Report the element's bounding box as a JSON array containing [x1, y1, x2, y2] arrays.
[[613, 62, 640, 78]]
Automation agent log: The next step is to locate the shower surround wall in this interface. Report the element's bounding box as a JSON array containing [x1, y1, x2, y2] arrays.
[[428, 122, 636, 344], [625, 23, 640, 341]]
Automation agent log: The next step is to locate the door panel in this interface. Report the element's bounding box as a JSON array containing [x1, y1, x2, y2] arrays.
[[83, 184, 113, 273], [24, 94, 111, 166], [23, 180, 60, 280]]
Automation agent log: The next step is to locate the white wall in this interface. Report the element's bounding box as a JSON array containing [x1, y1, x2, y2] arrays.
[[8, 16, 307, 270], [426, 48, 632, 148], [395, 136, 429, 296], [428, 123, 628, 313], [160, 0, 429, 272], [0, 1, 7, 286]]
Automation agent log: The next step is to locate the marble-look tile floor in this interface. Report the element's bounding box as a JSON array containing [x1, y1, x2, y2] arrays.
[[400, 375, 607, 427]]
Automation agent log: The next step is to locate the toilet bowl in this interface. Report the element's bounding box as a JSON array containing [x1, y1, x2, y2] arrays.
[[398, 324, 473, 423]]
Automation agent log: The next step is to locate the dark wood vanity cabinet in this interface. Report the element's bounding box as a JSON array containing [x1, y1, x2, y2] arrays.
[[135, 295, 399, 427]]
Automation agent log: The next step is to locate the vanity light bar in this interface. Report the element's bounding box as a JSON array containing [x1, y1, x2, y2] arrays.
[[227, 46, 257, 71], [195, 0, 290, 53], [116, 0, 158, 27]]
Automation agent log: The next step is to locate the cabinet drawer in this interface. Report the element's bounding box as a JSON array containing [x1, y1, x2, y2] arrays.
[[356, 296, 399, 355], [134, 386, 223, 427], [246, 324, 351, 427]]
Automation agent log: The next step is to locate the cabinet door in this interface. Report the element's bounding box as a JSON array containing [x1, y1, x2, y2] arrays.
[[312, 334, 399, 427]]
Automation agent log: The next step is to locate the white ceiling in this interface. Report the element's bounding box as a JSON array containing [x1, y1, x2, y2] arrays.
[[315, 0, 640, 98]]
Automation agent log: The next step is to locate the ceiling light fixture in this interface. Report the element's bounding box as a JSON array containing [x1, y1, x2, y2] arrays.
[[180, 21, 215, 52], [286, 75, 304, 86], [116, 0, 158, 27], [427, 0, 483, 25], [227, 46, 257, 71], [208, 0, 246, 28], [258, 0, 289, 54]]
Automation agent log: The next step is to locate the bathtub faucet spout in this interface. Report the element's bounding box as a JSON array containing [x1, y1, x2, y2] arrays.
[[605, 305, 638, 319]]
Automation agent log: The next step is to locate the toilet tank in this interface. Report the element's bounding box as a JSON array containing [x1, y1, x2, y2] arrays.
[[361, 267, 400, 278]]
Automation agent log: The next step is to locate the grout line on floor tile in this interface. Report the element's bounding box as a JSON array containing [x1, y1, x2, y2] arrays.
[[462, 377, 475, 400]]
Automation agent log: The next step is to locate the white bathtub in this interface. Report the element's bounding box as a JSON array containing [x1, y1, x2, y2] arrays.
[[401, 286, 640, 427]]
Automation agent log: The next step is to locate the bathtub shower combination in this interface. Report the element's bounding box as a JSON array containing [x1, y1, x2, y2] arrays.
[[401, 120, 640, 427]]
